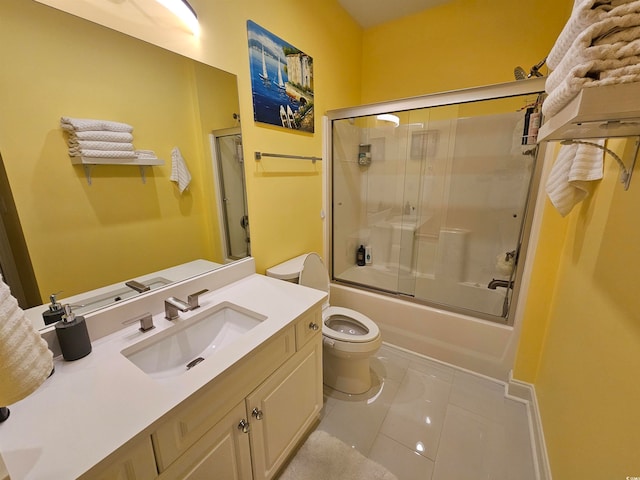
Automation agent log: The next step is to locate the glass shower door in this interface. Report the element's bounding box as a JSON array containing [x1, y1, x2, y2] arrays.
[[331, 91, 543, 322]]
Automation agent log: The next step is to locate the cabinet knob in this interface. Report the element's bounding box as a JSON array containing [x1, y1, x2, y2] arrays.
[[252, 407, 263, 420], [237, 419, 250, 433], [309, 322, 319, 331]]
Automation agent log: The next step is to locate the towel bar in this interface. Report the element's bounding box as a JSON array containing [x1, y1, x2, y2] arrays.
[[560, 136, 639, 190], [254, 151, 322, 163]]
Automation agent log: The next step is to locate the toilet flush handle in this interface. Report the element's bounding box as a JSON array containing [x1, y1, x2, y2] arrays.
[[323, 337, 335, 348]]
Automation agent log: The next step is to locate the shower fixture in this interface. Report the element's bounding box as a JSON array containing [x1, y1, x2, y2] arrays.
[[514, 58, 547, 80]]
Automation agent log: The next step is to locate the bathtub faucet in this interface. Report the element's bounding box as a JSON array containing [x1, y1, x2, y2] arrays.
[[487, 279, 514, 290]]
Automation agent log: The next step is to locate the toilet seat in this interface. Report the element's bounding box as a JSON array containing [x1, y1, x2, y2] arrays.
[[323, 306, 380, 343], [298, 253, 380, 347]]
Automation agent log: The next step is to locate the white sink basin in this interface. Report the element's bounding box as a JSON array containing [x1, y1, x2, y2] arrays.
[[121, 302, 266, 379]]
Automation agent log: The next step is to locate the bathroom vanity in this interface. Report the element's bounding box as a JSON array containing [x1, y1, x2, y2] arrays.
[[0, 258, 326, 479]]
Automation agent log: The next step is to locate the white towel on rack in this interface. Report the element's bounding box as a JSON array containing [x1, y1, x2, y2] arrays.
[[60, 116, 133, 133], [135, 150, 159, 160], [547, 0, 640, 69], [68, 140, 135, 152], [170, 147, 192, 194], [0, 274, 53, 406], [543, 0, 640, 117], [68, 149, 137, 158], [71, 131, 134, 142], [545, 140, 605, 216]]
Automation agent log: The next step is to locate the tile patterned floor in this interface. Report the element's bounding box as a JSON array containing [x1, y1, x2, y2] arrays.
[[315, 344, 537, 480]]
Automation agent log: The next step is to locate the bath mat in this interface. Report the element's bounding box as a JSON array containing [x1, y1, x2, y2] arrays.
[[278, 430, 398, 480]]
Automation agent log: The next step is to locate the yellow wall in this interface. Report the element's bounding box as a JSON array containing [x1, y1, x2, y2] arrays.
[[515, 139, 640, 477], [32, 0, 364, 274], [361, 0, 569, 102]]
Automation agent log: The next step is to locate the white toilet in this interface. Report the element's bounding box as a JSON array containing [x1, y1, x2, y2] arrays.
[[266, 253, 382, 395]]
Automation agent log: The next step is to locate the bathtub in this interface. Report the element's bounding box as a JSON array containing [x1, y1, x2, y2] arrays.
[[330, 282, 518, 380]]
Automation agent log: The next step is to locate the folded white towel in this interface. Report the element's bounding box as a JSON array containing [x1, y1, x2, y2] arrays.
[[68, 140, 134, 152], [135, 150, 159, 160], [170, 147, 192, 194], [546, 25, 640, 94], [69, 149, 137, 158], [543, 59, 640, 117], [72, 131, 134, 142], [0, 274, 53, 406], [60, 116, 133, 133], [545, 140, 605, 216], [548, 0, 640, 69]]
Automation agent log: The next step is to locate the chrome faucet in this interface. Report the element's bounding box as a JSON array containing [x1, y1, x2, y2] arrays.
[[122, 312, 155, 332], [487, 279, 514, 289], [125, 280, 150, 293], [164, 297, 192, 320], [164, 289, 209, 320]]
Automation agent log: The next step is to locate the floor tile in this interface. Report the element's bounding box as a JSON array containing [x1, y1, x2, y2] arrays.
[[449, 370, 507, 422], [369, 433, 435, 480], [319, 376, 400, 455], [379, 367, 451, 460], [299, 344, 536, 480]]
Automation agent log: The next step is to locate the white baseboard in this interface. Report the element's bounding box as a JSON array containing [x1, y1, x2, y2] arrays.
[[506, 371, 552, 480]]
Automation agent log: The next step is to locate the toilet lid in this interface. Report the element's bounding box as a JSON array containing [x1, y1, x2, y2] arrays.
[[299, 253, 330, 299]]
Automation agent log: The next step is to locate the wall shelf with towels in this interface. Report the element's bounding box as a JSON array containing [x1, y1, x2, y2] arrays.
[[254, 151, 322, 163], [70, 156, 165, 185], [538, 82, 640, 190]]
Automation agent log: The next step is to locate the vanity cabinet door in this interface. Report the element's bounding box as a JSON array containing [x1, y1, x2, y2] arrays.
[[246, 336, 323, 480], [157, 401, 252, 480]]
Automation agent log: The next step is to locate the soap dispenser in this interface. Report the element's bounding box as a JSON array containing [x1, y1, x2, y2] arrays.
[[55, 304, 92, 361], [42, 293, 64, 326], [356, 245, 366, 266]]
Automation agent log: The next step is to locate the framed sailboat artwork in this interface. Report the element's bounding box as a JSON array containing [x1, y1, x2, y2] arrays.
[[247, 20, 314, 133]]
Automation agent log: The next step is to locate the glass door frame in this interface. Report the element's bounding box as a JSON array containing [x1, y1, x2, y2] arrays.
[[324, 78, 548, 326]]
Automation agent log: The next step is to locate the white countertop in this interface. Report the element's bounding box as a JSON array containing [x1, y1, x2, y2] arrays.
[[0, 272, 325, 479]]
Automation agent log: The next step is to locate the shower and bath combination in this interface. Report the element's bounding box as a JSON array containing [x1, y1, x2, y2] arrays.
[[326, 79, 547, 325]]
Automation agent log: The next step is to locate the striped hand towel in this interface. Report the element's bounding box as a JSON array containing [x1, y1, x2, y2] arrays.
[[545, 141, 605, 216]]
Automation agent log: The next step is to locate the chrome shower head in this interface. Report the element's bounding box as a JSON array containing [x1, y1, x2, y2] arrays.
[[514, 66, 527, 80], [514, 57, 546, 80]]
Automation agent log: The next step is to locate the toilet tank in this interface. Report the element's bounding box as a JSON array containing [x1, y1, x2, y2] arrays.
[[265, 254, 309, 283]]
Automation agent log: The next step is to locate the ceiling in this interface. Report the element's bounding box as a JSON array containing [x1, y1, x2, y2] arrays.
[[338, 0, 453, 28]]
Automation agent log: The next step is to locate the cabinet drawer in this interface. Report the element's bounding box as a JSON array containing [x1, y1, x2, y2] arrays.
[[294, 308, 321, 349], [152, 325, 295, 471]]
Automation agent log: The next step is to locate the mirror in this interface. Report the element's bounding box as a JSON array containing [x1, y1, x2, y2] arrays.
[[0, 0, 247, 329]]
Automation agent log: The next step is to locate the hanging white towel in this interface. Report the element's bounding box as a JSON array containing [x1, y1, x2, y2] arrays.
[[545, 140, 605, 216], [0, 274, 53, 406], [170, 147, 192, 194], [60, 116, 133, 133]]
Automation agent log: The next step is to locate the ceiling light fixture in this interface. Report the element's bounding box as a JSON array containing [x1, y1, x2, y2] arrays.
[[156, 0, 200, 36], [376, 114, 400, 127]]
